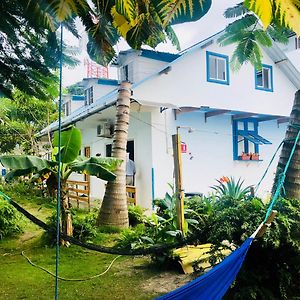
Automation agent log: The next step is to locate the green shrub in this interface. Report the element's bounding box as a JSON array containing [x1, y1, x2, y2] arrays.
[[45, 210, 98, 244], [211, 177, 251, 200], [128, 205, 146, 226], [0, 197, 23, 239]]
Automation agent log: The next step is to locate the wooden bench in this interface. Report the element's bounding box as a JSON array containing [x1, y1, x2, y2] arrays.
[[66, 180, 90, 211], [126, 185, 136, 206]]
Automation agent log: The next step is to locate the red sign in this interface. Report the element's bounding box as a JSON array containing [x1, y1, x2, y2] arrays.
[[181, 142, 187, 153]]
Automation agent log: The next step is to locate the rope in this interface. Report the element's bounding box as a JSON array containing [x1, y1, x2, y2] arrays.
[[254, 141, 283, 194], [0, 191, 201, 255], [21, 251, 121, 281]]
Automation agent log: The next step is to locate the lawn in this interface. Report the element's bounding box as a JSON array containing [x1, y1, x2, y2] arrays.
[[0, 186, 192, 300]]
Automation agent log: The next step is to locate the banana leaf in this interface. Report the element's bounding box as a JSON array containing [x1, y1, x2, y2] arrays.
[[0, 155, 55, 181], [52, 126, 81, 163], [70, 157, 121, 181]]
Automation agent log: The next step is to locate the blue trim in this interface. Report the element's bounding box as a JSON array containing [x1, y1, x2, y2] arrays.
[[97, 78, 119, 86], [206, 51, 230, 85], [232, 119, 271, 161], [255, 64, 274, 92], [72, 95, 85, 101], [140, 49, 180, 62], [151, 168, 155, 209]]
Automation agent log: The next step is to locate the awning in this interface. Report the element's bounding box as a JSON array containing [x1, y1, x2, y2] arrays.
[[239, 132, 272, 145]]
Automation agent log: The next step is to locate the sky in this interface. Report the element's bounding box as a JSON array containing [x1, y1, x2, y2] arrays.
[[63, 0, 240, 87]]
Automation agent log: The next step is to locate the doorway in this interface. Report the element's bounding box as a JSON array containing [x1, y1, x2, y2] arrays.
[[106, 140, 134, 160]]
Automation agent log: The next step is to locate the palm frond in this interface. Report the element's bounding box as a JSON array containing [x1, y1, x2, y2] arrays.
[[115, 0, 137, 22], [224, 2, 249, 18], [244, 0, 273, 29], [155, 0, 211, 27]]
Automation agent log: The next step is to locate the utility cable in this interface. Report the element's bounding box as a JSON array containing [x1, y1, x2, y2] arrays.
[[21, 251, 121, 282]]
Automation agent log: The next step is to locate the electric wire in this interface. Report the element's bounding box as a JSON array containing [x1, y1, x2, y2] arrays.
[[21, 251, 121, 282]]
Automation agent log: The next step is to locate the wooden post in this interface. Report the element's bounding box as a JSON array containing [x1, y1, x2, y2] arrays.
[[256, 210, 277, 238], [172, 134, 185, 233]]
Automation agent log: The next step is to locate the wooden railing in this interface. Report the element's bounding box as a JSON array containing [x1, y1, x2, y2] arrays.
[[126, 185, 136, 206], [66, 180, 90, 211], [67, 181, 136, 209]]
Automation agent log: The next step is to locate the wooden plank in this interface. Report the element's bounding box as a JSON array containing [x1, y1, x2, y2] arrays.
[[126, 185, 136, 205], [68, 195, 90, 202], [67, 180, 89, 186], [67, 187, 90, 194]]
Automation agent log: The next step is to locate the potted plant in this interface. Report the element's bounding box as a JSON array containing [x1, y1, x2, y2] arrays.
[[251, 153, 260, 160], [239, 152, 251, 160]]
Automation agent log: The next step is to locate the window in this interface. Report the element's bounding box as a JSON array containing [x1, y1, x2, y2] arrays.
[[63, 101, 71, 116], [206, 51, 229, 85], [232, 119, 272, 161], [84, 86, 94, 106], [255, 64, 273, 92]]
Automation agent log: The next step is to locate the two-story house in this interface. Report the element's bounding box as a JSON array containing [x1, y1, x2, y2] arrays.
[[41, 30, 300, 210]]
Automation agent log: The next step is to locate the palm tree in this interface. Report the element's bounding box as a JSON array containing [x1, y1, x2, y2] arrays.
[[272, 90, 300, 199], [97, 82, 131, 227]]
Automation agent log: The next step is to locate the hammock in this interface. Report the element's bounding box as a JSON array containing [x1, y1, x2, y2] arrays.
[[157, 237, 254, 300]]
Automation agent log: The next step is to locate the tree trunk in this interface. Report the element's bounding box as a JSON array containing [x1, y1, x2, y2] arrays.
[[60, 179, 73, 243], [272, 90, 300, 199], [97, 82, 131, 228]]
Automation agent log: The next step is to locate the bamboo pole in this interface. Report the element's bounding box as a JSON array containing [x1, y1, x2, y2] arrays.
[[172, 133, 185, 233]]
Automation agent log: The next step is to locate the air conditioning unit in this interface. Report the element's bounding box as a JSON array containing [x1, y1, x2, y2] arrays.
[[97, 122, 114, 138]]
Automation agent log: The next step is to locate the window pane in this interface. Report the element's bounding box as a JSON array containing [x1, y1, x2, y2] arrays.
[[209, 56, 217, 79], [256, 71, 263, 87], [217, 58, 226, 80], [263, 68, 269, 89], [248, 122, 254, 131], [237, 122, 244, 130]]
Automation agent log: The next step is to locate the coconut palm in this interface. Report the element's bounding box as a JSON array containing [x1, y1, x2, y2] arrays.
[[272, 91, 300, 199], [0, 126, 121, 240], [97, 81, 131, 227]]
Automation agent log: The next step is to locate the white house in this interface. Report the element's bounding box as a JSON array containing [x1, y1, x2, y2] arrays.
[[41, 31, 300, 210]]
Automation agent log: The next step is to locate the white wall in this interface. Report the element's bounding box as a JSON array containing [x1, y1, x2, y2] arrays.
[[175, 111, 287, 198], [134, 40, 297, 116], [73, 110, 154, 210]]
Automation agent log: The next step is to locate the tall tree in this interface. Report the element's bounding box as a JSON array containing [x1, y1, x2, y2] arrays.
[[272, 91, 300, 198], [97, 82, 131, 227], [0, 0, 79, 98], [0, 90, 58, 154]]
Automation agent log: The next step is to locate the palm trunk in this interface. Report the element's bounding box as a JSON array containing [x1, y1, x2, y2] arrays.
[[97, 81, 131, 227], [61, 179, 73, 242], [272, 90, 300, 198]]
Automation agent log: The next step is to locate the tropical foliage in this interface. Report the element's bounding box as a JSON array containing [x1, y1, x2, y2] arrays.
[[23, 0, 211, 67], [219, 2, 292, 70], [211, 177, 252, 201], [245, 0, 300, 36], [0, 126, 121, 240], [0, 90, 58, 154], [0, 197, 23, 239], [0, 0, 79, 98]]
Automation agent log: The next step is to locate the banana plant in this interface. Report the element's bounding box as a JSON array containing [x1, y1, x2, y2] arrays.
[[0, 126, 121, 243]]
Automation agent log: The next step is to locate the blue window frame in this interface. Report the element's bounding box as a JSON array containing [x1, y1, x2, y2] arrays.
[[232, 119, 272, 161], [255, 64, 273, 92], [206, 51, 230, 85]]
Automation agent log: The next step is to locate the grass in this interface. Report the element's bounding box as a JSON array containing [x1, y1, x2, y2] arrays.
[[0, 183, 191, 299]]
